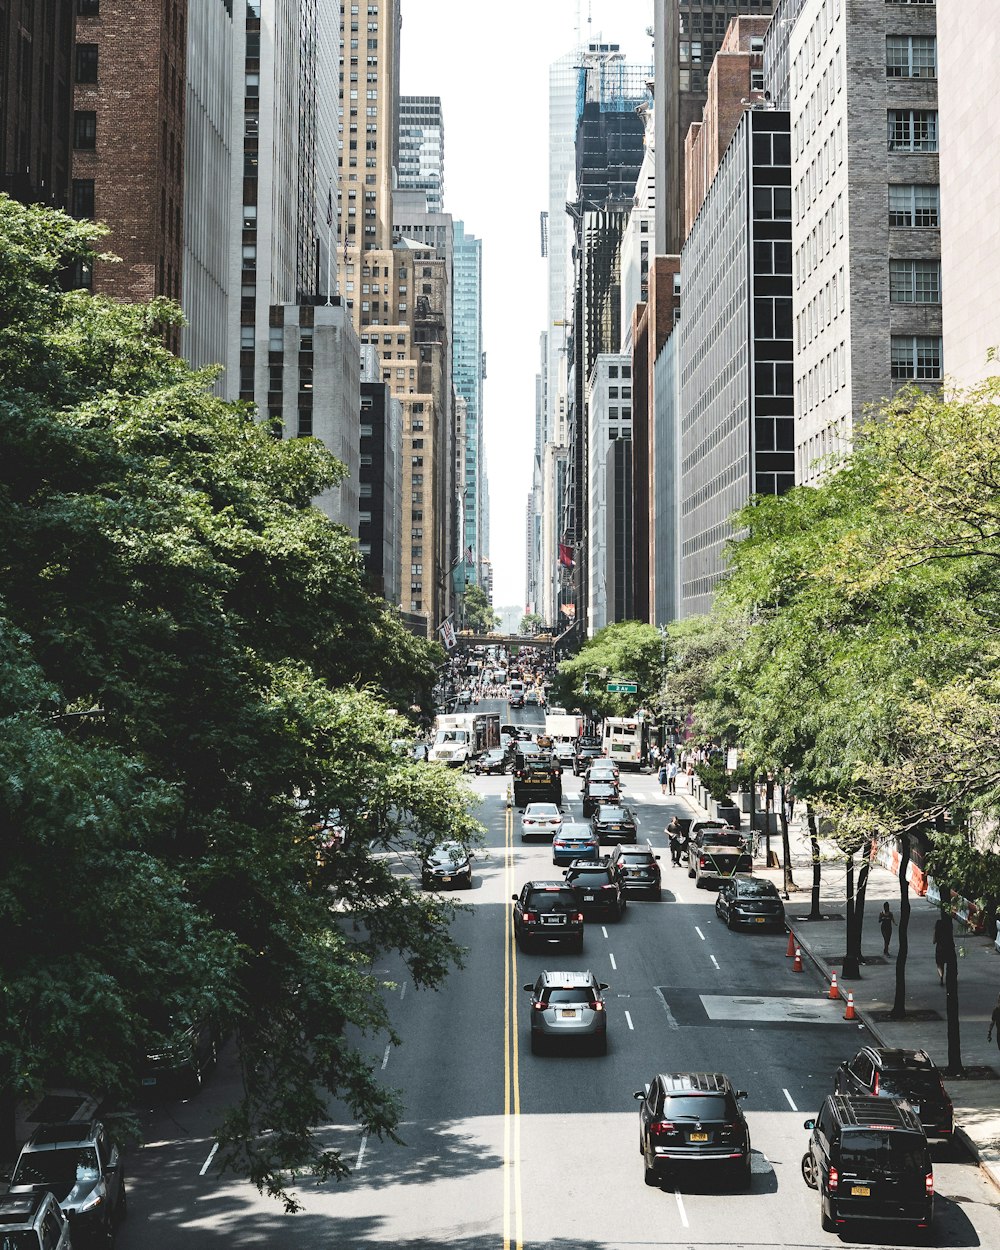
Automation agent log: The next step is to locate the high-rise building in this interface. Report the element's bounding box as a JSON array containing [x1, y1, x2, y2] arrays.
[[789, 0, 941, 482], [0, 0, 74, 211], [654, 0, 776, 255], [398, 94, 444, 214], [453, 221, 485, 589], [588, 353, 634, 631], [937, 2, 997, 388]]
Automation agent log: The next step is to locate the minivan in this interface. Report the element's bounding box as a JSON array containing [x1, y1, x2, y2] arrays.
[[802, 1095, 933, 1233]]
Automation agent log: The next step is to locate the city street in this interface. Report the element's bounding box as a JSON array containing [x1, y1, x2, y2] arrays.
[[116, 701, 1000, 1248]]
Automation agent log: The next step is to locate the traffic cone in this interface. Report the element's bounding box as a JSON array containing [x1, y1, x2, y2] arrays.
[[786, 930, 796, 958], [844, 991, 856, 1021], [792, 946, 803, 973], [829, 970, 839, 1000]]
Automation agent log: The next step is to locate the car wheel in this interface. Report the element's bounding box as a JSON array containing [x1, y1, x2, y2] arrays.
[[653, 887, 662, 900], [462, 874, 473, 890], [734, 1156, 752, 1189], [571, 935, 584, 954], [644, 1163, 659, 1186], [820, 1199, 835, 1233], [421, 876, 431, 890], [727, 911, 735, 930], [801, 1151, 819, 1190], [687, 867, 696, 879]]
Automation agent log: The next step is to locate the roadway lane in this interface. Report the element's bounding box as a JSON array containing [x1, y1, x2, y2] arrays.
[[117, 705, 1000, 1247]]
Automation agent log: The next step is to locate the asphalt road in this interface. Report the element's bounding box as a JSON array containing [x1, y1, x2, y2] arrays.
[[117, 700, 1000, 1248]]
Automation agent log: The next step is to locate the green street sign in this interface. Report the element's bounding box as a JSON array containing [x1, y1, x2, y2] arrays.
[[606, 681, 638, 694]]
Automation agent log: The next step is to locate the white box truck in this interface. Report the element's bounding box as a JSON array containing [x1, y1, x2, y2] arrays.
[[428, 712, 500, 767]]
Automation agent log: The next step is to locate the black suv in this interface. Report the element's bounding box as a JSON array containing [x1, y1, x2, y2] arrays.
[[608, 842, 662, 899], [563, 861, 626, 920], [573, 739, 604, 775], [591, 801, 637, 844], [715, 875, 785, 931], [513, 751, 562, 807], [8, 1119, 126, 1242], [581, 779, 618, 816], [802, 1095, 933, 1234], [834, 1047, 954, 1140], [635, 1072, 751, 1188], [0, 1190, 72, 1249], [512, 882, 584, 952]]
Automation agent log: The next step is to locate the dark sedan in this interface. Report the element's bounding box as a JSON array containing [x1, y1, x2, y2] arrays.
[[475, 747, 509, 775], [715, 875, 785, 930], [590, 801, 638, 844], [581, 779, 619, 816], [421, 841, 473, 889]]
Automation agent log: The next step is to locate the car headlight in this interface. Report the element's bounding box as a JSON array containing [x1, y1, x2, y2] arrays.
[[75, 1187, 106, 1214]]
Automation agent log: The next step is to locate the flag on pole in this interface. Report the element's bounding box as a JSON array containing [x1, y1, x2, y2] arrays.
[[325, 182, 334, 230], [438, 618, 456, 651], [558, 542, 575, 569], [465, 544, 473, 564]]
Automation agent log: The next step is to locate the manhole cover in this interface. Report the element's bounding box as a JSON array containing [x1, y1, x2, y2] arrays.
[[869, 1008, 942, 1023]]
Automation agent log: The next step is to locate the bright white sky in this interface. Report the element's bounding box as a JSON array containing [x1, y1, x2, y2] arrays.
[[400, 0, 654, 611]]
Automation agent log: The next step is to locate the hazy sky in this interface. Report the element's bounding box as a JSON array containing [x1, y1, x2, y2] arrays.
[[399, 0, 654, 609]]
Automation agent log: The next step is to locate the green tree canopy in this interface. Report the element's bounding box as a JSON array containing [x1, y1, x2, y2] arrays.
[[461, 583, 499, 633], [553, 621, 664, 719], [0, 196, 479, 1205]]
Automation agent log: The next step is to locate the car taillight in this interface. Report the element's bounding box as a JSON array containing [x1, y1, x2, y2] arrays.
[[592, 1001, 604, 1011], [827, 1165, 839, 1193], [650, 1121, 675, 1136], [573, 912, 584, 923], [601, 884, 616, 891], [699, 857, 707, 867], [532, 1001, 546, 1011], [720, 1122, 738, 1136], [925, 1172, 934, 1197], [522, 911, 537, 923], [872, 1071, 880, 1095]]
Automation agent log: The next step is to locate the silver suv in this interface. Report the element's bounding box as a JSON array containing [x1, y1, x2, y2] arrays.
[[522, 968, 610, 1055], [0, 1190, 72, 1248]]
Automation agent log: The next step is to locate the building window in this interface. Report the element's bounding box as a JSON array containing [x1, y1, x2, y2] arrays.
[[886, 35, 936, 78], [75, 43, 98, 83], [888, 110, 938, 152], [76, 0, 99, 14], [70, 179, 94, 219], [240, 325, 254, 349], [752, 185, 792, 219], [891, 336, 942, 380], [73, 111, 97, 149], [889, 259, 941, 304], [888, 184, 940, 228]]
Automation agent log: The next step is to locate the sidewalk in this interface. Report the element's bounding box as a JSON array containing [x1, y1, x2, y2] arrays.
[[679, 780, 1000, 1192]]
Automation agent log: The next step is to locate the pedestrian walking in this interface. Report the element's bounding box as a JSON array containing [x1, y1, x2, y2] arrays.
[[649, 743, 660, 772], [879, 902, 895, 956], [987, 994, 1000, 1051], [667, 817, 684, 867], [658, 763, 668, 795], [686, 761, 695, 794], [933, 911, 955, 986], [667, 759, 678, 795]]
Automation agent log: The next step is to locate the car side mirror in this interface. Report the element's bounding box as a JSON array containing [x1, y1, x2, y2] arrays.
[[803, 1118, 816, 1130], [736, 1090, 748, 1100], [598, 982, 609, 990], [633, 1090, 646, 1100], [522, 983, 534, 992], [511, 894, 518, 902], [654, 855, 660, 860]]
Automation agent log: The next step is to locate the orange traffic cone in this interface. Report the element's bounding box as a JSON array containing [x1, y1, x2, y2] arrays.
[[844, 990, 856, 1021], [786, 930, 796, 958], [829, 970, 839, 1000], [792, 946, 803, 973]]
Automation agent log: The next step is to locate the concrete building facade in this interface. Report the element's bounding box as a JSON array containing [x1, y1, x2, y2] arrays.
[[587, 353, 633, 633], [790, 0, 941, 482], [652, 329, 682, 624], [937, 2, 999, 387], [453, 220, 485, 590]]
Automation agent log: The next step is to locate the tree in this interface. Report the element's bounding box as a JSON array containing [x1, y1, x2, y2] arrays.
[[461, 584, 499, 633], [519, 612, 543, 635], [552, 621, 665, 719], [0, 197, 481, 1205]]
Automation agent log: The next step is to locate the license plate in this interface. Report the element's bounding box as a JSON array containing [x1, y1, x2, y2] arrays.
[[584, 893, 595, 901], [142, 1077, 157, 1086], [754, 916, 765, 923], [560, 1009, 577, 1018], [688, 1132, 709, 1142], [850, 1185, 871, 1197], [542, 916, 563, 925], [440, 875, 451, 883]]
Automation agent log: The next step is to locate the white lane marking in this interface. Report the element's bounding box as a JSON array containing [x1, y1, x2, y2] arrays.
[[674, 1189, 689, 1228], [654, 986, 680, 1030], [381, 1043, 391, 1071], [695, 926, 706, 941], [783, 1088, 798, 1111], [625, 1010, 634, 1031], [601, 925, 609, 939], [199, 1142, 219, 1176], [609, 953, 617, 970], [710, 955, 720, 970], [400, 981, 407, 1001], [356, 1131, 369, 1169]]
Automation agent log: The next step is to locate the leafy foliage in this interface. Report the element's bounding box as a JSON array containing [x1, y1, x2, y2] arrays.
[[553, 621, 664, 718], [461, 584, 499, 633]]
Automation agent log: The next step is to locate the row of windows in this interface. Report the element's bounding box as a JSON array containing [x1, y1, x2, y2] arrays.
[[796, 194, 844, 288], [798, 266, 846, 349], [798, 341, 848, 415]]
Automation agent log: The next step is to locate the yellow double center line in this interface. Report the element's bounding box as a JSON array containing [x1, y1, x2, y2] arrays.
[[502, 802, 524, 1249]]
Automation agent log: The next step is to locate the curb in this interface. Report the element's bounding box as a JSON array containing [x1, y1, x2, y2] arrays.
[[788, 923, 1000, 1198]]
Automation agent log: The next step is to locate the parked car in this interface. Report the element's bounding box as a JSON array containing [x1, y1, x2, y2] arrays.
[[139, 1010, 222, 1094], [688, 828, 752, 887], [590, 801, 637, 844], [607, 841, 662, 898], [520, 802, 564, 842], [551, 822, 602, 866], [833, 1047, 954, 1140], [635, 1072, 751, 1189], [421, 841, 473, 890], [523, 969, 609, 1055], [581, 779, 618, 816], [801, 1095, 933, 1234], [512, 882, 584, 952], [0, 1190, 72, 1249], [8, 1118, 126, 1242], [563, 860, 627, 921], [715, 876, 785, 930]]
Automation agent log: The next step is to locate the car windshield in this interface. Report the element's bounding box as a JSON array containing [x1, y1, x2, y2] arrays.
[[526, 890, 577, 910], [700, 832, 744, 847], [436, 730, 468, 744], [620, 852, 652, 864], [598, 806, 629, 820], [544, 988, 597, 1004], [560, 827, 592, 840], [839, 1132, 927, 1174], [569, 870, 611, 885], [526, 805, 559, 818], [428, 844, 465, 864], [589, 783, 616, 795], [737, 880, 778, 897], [13, 1146, 99, 1187], [663, 1094, 733, 1121]]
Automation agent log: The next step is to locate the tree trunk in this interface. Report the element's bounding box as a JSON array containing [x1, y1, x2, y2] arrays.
[[842, 853, 860, 978], [778, 803, 794, 898], [854, 840, 872, 962], [807, 806, 822, 920], [890, 834, 911, 1020], [944, 941, 962, 1074], [0, 1078, 16, 1164]]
